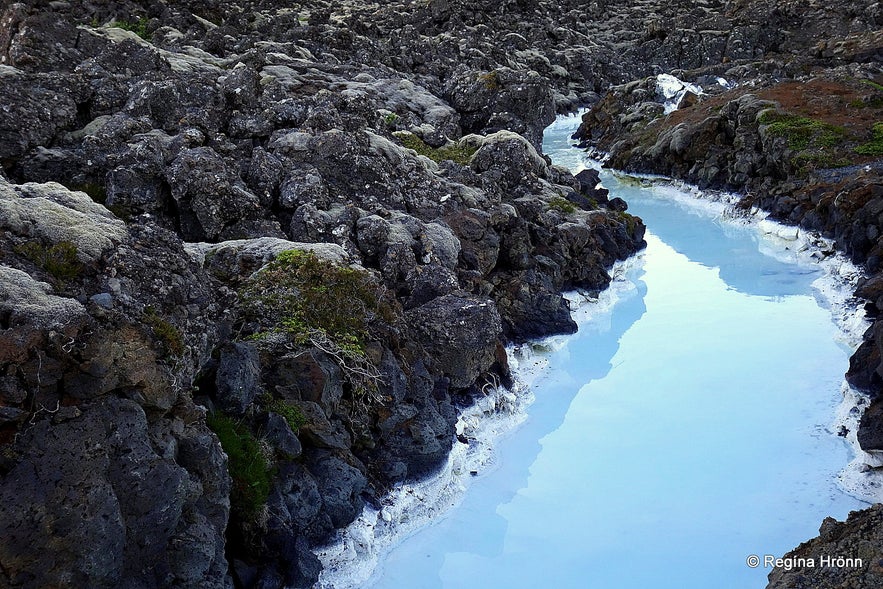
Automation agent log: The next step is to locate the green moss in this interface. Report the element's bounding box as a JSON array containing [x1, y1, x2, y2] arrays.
[[383, 112, 400, 127], [615, 210, 640, 235], [114, 17, 151, 39], [143, 307, 185, 357], [759, 112, 848, 151], [68, 182, 107, 204], [397, 133, 477, 165], [206, 414, 273, 519], [548, 197, 577, 214], [262, 395, 306, 432], [794, 152, 854, 168], [241, 250, 394, 404], [854, 123, 883, 156], [14, 241, 83, 284]]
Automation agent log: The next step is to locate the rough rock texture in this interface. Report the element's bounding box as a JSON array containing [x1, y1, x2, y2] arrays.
[[767, 506, 883, 589], [0, 1, 650, 588]]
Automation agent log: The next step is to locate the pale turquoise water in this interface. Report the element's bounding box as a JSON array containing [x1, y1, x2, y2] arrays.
[[366, 115, 867, 589]]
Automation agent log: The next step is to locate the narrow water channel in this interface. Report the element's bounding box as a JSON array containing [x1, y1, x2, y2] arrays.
[[362, 114, 869, 589]]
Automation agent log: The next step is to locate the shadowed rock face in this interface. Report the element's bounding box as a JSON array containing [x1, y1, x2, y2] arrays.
[[0, 1, 649, 587]]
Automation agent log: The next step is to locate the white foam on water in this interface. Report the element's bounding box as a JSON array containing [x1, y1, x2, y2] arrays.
[[656, 73, 705, 114], [312, 256, 643, 589], [313, 382, 532, 589]]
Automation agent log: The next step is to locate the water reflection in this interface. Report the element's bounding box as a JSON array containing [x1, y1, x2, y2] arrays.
[[372, 271, 648, 589], [605, 175, 820, 298], [367, 117, 866, 589]]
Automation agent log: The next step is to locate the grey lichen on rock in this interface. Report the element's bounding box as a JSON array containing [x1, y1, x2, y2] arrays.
[[0, 180, 126, 263], [0, 265, 88, 331]]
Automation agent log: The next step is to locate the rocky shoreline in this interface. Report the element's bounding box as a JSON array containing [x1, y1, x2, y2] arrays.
[[567, 3, 883, 587], [0, 1, 647, 587], [0, 0, 880, 587]]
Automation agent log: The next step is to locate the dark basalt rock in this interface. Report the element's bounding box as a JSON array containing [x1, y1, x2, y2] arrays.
[[0, 397, 231, 589], [0, 0, 714, 586]]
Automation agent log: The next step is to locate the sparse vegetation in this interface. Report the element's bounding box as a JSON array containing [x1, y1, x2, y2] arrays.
[[206, 413, 273, 519], [396, 133, 477, 165], [143, 307, 185, 357], [241, 250, 395, 404], [14, 240, 83, 284], [113, 17, 151, 40], [548, 197, 578, 214], [759, 111, 847, 151], [478, 70, 501, 91], [262, 394, 307, 432], [854, 123, 883, 156], [69, 182, 107, 204]]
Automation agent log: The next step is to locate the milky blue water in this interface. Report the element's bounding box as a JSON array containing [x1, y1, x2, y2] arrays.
[[366, 115, 867, 589]]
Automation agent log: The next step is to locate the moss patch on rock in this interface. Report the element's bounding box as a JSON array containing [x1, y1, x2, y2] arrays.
[[143, 307, 185, 358], [855, 123, 883, 156], [206, 413, 273, 519], [396, 133, 477, 165], [759, 111, 848, 151], [548, 197, 578, 214], [13, 240, 83, 284]]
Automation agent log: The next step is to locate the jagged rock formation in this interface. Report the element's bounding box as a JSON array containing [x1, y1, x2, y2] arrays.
[[0, 1, 648, 587]]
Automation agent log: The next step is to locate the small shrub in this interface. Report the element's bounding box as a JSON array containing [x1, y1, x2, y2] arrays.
[[143, 307, 185, 357], [14, 240, 83, 284], [241, 250, 396, 404], [206, 413, 273, 519], [397, 133, 477, 165], [854, 123, 883, 156], [548, 197, 577, 214]]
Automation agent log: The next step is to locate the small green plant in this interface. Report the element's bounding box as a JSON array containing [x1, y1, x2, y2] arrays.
[[861, 79, 883, 93], [383, 112, 400, 127], [548, 197, 578, 214], [478, 70, 501, 91], [143, 307, 185, 357], [397, 133, 477, 165], [114, 17, 151, 40], [759, 112, 847, 151], [854, 122, 883, 156], [262, 394, 307, 432], [794, 152, 854, 168], [14, 240, 83, 284], [206, 413, 273, 519]]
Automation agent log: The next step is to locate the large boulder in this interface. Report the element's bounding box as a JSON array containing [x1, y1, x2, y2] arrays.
[[406, 294, 502, 389], [0, 397, 231, 589]]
